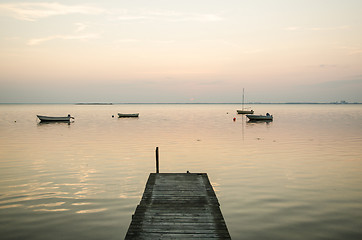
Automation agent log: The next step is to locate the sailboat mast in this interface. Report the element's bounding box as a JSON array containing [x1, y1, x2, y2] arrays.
[[242, 88, 245, 110]]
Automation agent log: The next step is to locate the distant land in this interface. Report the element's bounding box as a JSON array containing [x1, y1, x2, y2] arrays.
[[250, 101, 362, 105], [1, 101, 361, 105], [75, 103, 113, 105], [79, 101, 361, 104], [102, 101, 362, 105]]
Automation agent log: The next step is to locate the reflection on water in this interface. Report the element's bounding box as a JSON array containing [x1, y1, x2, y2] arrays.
[[37, 121, 72, 126], [1, 104, 362, 239], [76, 208, 107, 214], [247, 119, 273, 124]]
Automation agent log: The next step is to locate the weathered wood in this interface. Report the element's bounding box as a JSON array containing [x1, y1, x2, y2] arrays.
[[125, 173, 231, 239]]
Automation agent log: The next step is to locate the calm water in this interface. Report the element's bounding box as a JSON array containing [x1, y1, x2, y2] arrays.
[[1, 104, 362, 239]]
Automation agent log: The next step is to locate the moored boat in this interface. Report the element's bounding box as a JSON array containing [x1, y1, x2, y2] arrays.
[[246, 113, 273, 121], [118, 113, 139, 118], [237, 109, 254, 114], [237, 88, 254, 114], [37, 114, 74, 122]]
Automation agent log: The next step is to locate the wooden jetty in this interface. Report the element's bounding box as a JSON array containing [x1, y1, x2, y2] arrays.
[[125, 173, 231, 239]]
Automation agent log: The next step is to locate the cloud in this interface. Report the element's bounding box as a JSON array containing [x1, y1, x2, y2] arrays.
[[284, 26, 300, 31], [75, 22, 87, 33], [146, 10, 223, 22], [319, 64, 337, 68], [0, 2, 104, 21], [334, 45, 362, 55], [27, 34, 99, 45], [305, 78, 362, 88], [284, 25, 350, 31], [349, 49, 362, 55], [113, 39, 140, 44], [343, 47, 362, 55], [0, 2, 222, 23], [111, 10, 223, 22], [243, 49, 264, 54], [321, 78, 362, 86], [308, 26, 350, 31], [112, 12, 150, 21]]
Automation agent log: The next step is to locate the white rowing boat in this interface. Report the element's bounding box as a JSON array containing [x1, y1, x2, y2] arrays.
[[37, 114, 74, 122], [118, 113, 139, 118], [237, 109, 254, 114]]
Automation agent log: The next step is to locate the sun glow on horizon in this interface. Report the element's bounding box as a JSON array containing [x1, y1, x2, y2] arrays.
[[1, 1, 361, 103]]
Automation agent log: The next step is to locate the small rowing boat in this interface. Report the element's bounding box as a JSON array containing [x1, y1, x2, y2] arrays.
[[246, 113, 273, 121], [237, 109, 254, 114], [118, 113, 139, 118], [37, 114, 74, 122]]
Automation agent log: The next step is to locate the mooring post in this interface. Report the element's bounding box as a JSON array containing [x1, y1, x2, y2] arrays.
[[156, 147, 159, 173]]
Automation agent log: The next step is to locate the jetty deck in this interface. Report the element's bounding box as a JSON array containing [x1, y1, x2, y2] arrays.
[[125, 173, 231, 239]]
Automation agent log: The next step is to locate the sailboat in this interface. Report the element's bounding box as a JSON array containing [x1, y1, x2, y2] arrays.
[[237, 88, 254, 114]]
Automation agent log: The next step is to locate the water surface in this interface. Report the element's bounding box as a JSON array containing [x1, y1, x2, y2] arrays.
[[1, 104, 362, 239]]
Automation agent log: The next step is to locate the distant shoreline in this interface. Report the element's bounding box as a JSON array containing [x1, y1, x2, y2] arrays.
[[1, 102, 361, 105], [75, 103, 113, 105]]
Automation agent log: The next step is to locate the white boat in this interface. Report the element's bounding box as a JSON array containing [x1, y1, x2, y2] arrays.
[[118, 113, 139, 118], [237, 88, 254, 114], [37, 114, 74, 122], [246, 113, 273, 121], [237, 109, 254, 114]]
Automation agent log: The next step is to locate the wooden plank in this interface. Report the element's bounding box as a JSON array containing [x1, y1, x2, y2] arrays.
[[125, 173, 231, 239]]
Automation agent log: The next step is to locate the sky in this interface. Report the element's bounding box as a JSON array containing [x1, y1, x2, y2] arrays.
[[0, 0, 361, 103]]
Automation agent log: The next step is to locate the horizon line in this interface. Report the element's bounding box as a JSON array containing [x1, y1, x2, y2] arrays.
[[1, 102, 361, 105]]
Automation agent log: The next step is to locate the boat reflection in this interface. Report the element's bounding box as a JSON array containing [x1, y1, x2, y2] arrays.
[[247, 119, 273, 124], [37, 121, 72, 126]]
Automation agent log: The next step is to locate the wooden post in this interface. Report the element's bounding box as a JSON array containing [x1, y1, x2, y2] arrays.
[[155, 147, 159, 173]]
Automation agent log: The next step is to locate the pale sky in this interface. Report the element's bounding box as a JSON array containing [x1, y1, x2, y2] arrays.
[[1, 0, 361, 103]]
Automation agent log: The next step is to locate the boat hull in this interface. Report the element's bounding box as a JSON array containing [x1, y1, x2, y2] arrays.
[[246, 114, 273, 121], [37, 115, 73, 122], [237, 109, 254, 114], [118, 113, 139, 118]]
